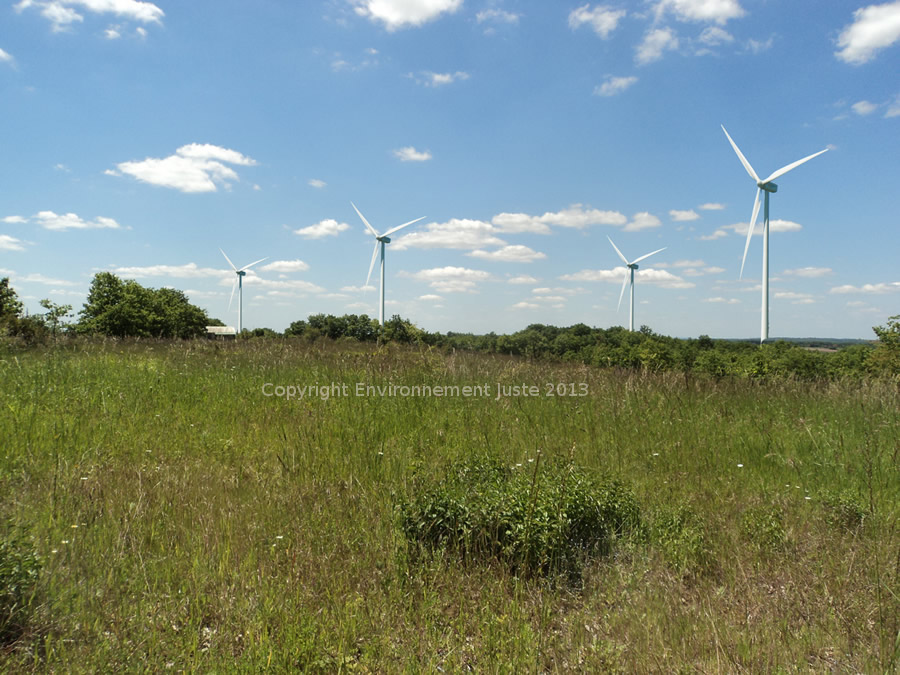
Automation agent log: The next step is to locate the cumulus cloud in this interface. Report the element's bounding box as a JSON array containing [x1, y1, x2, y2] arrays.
[[508, 275, 538, 284], [353, 0, 462, 30], [467, 245, 546, 263], [308, 178, 327, 189], [830, 282, 900, 294], [412, 71, 470, 86], [512, 301, 540, 309], [476, 8, 519, 24], [260, 260, 310, 273], [16, 0, 164, 33], [0, 48, 14, 65], [494, 205, 627, 233], [393, 219, 506, 251], [784, 266, 832, 278], [700, 229, 729, 240], [835, 1, 900, 65], [0, 235, 25, 251], [401, 266, 492, 293], [111, 144, 257, 193], [33, 211, 123, 231], [699, 25, 734, 45], [112, 263, 228, 279], [670, 209, 699, 221], [2, 216, 27, 224], [418, 293, 442, 301], [393, 146, 432, 162], [561, 267, 695, 289], [730, 218, 803, 236], [568, 5, 626, 38], [636, 27, 679, 64], [886, 93, 900, 117], [699, 202, 725, 210], [294, 219, 350, 239], [594, 75, 638, 97], [852, 100, 879, 115], [703, 296, 740, 304], [623, 212, 662, 231], [655, 0, 745, 25]]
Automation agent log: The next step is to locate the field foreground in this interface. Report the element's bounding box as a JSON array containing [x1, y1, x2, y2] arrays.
[[1, 340, 898, 671]]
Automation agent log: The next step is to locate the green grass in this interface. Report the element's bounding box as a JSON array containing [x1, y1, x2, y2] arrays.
[[1, 338, 898, 671]]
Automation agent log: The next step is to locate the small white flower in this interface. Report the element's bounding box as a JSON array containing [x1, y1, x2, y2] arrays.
[[737, 464, 743, 468]]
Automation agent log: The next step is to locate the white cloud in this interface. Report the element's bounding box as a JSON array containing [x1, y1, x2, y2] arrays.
[[418, 293, 442, 301], [308, 178, 327, 189], [476, 8, 519, 24], [623, 211, 662, 231], [830, 282, 900, 294], [467, 245, 546, 263], [104, 24, 120, 38], [0, 48, 14, 65], [294, 219, 350, 239], [699, 25, 733, 45], [730, 218, 803, 236], [353, 0, 462, 30], [401, 266, 492, 293], [835, 1, 900, 65], [113, 144, 257, 193], [699, 202, 725, 210], [260, 260, 310, 274], [393, 146, 432, 162], [112, 263, 227, 279], [0, 235, 25, 251], [2, 216, 27, 224], [700, 228, 728, 240], [508, 275, 538, 284], [512, 301, 540, 310], [775, 291, 815, 304], [392, 219, 506, 250], [594, 75, 638, 97], [784, 266, 832, 278], [746, 36, 774, 54], [494, 204, 627, 234], [655, 0, 745, 25], [670, 209, 699, 221], [341, 284, 376, 293], [18, 273, 76, 286], [886, 93, 900, 117], [33, 211, 123, 231], [413, 71, 470, 86], [491, 213, 553, 235], [561, 267, 695, 289], [568, 5, 626, 39], [704, 297, 740, 304], [852, 100, 879, 115], [17, 0, 163, 32], [636, 28, 679, 65]]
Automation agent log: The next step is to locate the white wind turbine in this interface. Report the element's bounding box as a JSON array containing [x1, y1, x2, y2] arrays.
[[351, 202, 425, 327], [220, 248, 267, 334], [721, 125, 828, 343], [608, 236, 666, 332]]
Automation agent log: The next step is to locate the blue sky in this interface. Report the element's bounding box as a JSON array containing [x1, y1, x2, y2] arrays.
[[1, 0, 898, 338]]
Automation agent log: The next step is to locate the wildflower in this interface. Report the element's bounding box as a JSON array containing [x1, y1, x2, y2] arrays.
[[737, 464, 743, 468]]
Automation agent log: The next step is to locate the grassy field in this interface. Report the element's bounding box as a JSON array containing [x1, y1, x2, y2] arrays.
[[1, 339, 898, 671]]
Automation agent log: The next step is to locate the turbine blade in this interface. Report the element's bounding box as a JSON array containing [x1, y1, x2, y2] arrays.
[[632, 247, 667, 265], [220, 248, 237, 271], [351, 202, 380, 237], [721, 125, 760, 183], [239, 257, 268, 272], [740, 188, 761, 279], [228, 277, 237, 311], [383, 216, 426, 238], [617, 271, 629, 312], [365, 240, 379, 288], [762, 148, 828, 184], [607, 236, 629, 265]]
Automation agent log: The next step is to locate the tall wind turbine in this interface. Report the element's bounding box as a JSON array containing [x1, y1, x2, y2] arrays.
[[220, 249, 267, 334], [721, 125, 828, 343], [608, 236, 666, 332], [351, 202, 425, 327]]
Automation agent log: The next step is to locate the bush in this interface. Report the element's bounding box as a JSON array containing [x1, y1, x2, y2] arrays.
[[650, 504, 710, 574], [819, 490, 868, 532], [0, 524, 41, 645], [398, 456, 640, 578]]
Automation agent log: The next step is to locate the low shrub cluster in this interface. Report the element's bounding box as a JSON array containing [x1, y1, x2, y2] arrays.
[[398, 456, 640, 577], [0, 523, 41, 646]]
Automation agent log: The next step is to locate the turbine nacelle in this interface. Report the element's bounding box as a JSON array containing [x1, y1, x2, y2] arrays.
[[378, 236, 391, 244], [758, 181, 778, 193]]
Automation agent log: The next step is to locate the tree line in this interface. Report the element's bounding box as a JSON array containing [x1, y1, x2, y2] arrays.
[[2, 273, 898, 379]]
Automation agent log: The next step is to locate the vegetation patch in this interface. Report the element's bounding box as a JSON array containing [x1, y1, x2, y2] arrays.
[[398, 456, 640, 577], [0, 523, 41, 646], [820, 489, 868, 532], [741, 504, 789, 553], [650, 504, 711, 575]]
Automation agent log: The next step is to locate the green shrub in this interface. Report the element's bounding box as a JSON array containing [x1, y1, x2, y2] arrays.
[[741, 504, 788, 553], [398, 456, 640, 577], [650, 504, 710, 574], [0, 524, 41, 645], [820, 490, 868, 531]]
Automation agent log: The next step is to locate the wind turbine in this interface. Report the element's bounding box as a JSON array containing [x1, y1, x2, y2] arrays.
[[220, 248, 267, 334], [608, 236, 666, 332], [721, 125, 828, 343], [351, 202, 425, 327]]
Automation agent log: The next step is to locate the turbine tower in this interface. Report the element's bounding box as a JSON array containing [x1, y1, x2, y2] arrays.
[[351, 202, 425, 327], [721, 125, 828, 343], [220, 249, 267, 334], [608, 236, 666, 332]]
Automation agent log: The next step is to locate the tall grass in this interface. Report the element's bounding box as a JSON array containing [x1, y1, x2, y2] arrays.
[[1, 339, 898, 671]]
